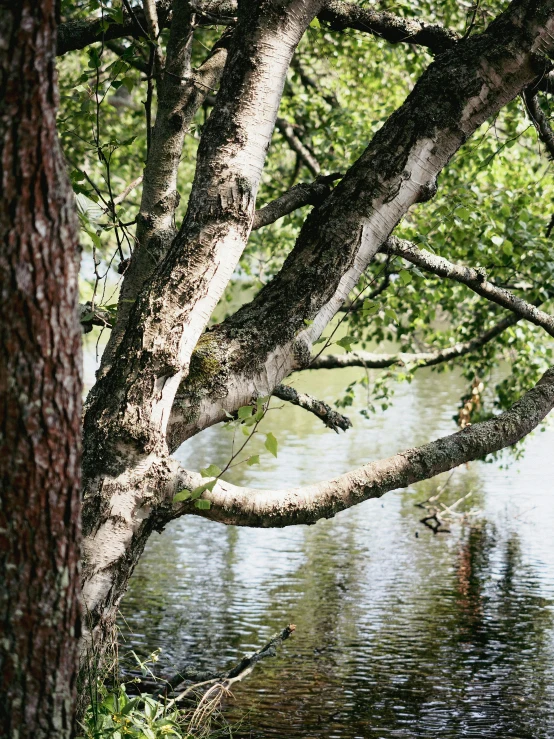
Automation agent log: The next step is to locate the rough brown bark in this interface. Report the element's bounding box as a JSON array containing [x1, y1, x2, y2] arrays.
[[0, 2, 82, 738]]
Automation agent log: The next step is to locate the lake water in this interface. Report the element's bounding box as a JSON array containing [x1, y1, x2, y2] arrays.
[[84, 343, 554, 738]]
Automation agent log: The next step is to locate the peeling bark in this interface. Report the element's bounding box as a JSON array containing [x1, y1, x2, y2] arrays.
[[77, 0, 554, 694], [0, 2, 82, 736], [99, 20, 232, 374]]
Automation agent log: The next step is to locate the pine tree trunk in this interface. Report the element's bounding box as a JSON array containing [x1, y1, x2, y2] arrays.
[[0, 2, 82, 737]]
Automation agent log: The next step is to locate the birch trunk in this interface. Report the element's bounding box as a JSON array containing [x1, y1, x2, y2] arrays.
[[80, 0, 324, 677]]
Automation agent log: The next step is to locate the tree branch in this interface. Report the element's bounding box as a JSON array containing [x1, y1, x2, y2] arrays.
[[383, 237, 554, 337], [252, 173, 341, 230], [276, 117, 321, 176], [523, 89, 554, 159], [57, 0, 458, 57], [318, 0, 459, 55], [79, 302, 113, 333], [308, 312, 519, 369], [273, 384, 352, 432], [172, 365, 554, 527], [99, 21, 232, 375]]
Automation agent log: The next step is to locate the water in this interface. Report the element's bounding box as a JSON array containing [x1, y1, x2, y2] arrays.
[[83, 343, 554, 738]]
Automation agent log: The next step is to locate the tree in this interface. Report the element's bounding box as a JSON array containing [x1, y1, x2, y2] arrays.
[[0, 1, 82, 737], [54, 0, 554, 708]]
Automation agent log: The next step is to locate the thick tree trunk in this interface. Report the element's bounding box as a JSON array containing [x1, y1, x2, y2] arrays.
[[79, 0, 323, 691], [0, 2, 82, 738]]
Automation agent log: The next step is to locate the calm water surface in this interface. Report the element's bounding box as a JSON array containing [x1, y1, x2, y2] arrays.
[[84, 346, 554, 738]]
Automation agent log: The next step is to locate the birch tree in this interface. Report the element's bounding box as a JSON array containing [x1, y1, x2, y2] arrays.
[[54, 0, 554, 699]]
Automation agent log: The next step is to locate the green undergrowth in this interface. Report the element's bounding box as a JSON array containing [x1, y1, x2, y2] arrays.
[[79, 650, 236, 739]]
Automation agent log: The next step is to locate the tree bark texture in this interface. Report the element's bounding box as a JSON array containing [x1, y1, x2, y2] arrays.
[[0, 2, 82, 738]]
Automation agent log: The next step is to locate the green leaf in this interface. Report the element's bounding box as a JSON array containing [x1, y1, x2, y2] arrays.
[[122, 77, 135, 93], [256, 395, 270, 411], [200, 464, 222, 478], [398, 270, 412, 285], [502, 240, 514, 256], [173, 489, 191, 503], [237, 405, 253, 419], [195, 499, 212, 510], [246, 455, 260, 466], [190, 480, 216, 499], [336, 335, 356, 352], [120, 135, 137, 147], [384, 308, 399, 323], [303, 319, 314, 326], [313, 337, 327, 345], [121, 697, 141, 715], [491, 235, 504, 247], [265, 432, 278, 457]]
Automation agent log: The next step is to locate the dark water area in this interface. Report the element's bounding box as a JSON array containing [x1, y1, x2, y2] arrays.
[[103, 356, 554, 739]]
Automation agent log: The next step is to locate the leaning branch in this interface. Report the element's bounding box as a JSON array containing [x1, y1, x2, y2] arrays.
[[57, 0, 457, 57], [276, 117, 321, 176], [252, 173, 341, 230], [166, 0, 554, 448], [523, 89, 554, 159], [383, 237, 554, 338], [172, 366, 554, 527], [318, 0, 459, 55], [273, 384, 352, 432], [308, 312, 519, 369]]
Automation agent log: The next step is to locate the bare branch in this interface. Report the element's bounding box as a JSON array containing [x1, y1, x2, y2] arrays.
[[145, 624, 296, 698], [173, 365, 554, 527], [308, 312, 519, 370], [273, 383, 352, 432], [383, 237, 554, 337], [112, 175, 144, 207], [79, 302, 113, 332], [57, 0, 458, 57], [252, 173, 341, 230], [523, 89, 554, 159], [318, 0, 459, 55], [276, 117, 321, 176]]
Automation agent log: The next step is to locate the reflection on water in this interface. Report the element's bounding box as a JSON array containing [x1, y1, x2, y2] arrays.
[[113, 359, 554, 738]]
